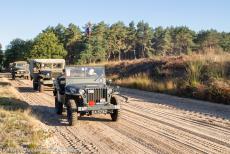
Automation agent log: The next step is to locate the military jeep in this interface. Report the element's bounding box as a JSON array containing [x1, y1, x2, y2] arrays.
[[53, 66, 120, 126], [30, 59, 65, 92], [11, 61, 30, 80]]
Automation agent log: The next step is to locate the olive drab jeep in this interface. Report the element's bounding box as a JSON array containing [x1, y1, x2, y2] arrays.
[[11, 61, 30, 80], [29, 59, 65, 92], [53, 66, 120, 126]]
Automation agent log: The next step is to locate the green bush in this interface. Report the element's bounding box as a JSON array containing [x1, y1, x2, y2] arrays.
[[185, 60, 205, 87]]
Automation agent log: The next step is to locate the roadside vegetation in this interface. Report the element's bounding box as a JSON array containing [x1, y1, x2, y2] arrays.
[[0, 79, 50, 153], [106, 52, 230, 104]]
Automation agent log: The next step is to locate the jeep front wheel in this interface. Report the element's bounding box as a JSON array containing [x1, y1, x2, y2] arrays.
[[67, 99, 78, 126], [111, 109, 120, 121], [39, 83, 44, 92], [110, 97, 120, 121], [55, 96, 63, 115], [12, 74, 15, 80], [33, 82, 38, 90]]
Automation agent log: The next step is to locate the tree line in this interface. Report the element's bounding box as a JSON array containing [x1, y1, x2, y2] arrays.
[[1, 21, 230, 67]]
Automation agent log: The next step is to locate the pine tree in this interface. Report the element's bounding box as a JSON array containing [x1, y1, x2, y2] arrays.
[[136, 21, 153, 58]]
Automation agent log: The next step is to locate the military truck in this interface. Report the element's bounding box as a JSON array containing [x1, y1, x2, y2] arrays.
[[11, 61, 30, 80], [29, 59, 65, 92], [53, 66, 120, 126]]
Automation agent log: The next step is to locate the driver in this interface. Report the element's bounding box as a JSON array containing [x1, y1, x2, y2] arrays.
[[88, 68, 97, 76]]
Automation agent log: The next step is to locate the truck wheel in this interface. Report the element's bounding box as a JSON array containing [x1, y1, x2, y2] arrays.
[[12, 74, 15, 80], [67, 99, 78, 126], [55, 96, 63, 115], [39, 84, 44, 92], [26, 76, 30, 80], [33, 82, 38, 90], [110, 97, 120, 121]]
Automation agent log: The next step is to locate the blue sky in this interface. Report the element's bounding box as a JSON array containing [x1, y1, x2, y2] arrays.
[[0, 0, 230, 50]]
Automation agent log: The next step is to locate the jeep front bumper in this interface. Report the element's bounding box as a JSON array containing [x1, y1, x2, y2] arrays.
[[78, 104, 120, 111], [15, 74, 26, 77]]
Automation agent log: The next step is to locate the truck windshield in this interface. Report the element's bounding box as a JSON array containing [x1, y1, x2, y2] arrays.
[[16, 63, 26, 68], [41, 63, 52, 69], [53, 63, 63, 69]]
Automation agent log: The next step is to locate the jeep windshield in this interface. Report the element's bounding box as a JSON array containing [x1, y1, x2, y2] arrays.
[[65, 66, 106, 84]]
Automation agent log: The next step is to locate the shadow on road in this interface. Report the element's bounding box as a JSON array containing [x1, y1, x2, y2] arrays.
[[18, 87, 35, 93], [79, 116, 112, 122], [31, 104, 112, 126], [30, 105, 69, 126], [0, 96, 66, 126], [0, 97, 29, 110]]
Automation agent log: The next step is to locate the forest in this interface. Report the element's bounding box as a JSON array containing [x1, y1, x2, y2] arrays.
[[0, 21, 230, 66]]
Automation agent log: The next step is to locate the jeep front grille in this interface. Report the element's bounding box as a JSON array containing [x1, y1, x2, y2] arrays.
[[86, 88, 107, 103]]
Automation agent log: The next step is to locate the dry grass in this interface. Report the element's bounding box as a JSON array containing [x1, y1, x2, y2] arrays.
[[115, 73, 177, 93], [184, 51, 230, 63], [107, 52, 230, 104], [86, 52, 230, 67], [0, 79, 50, 153]]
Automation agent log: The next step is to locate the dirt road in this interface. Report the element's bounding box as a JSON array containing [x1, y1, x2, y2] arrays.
[[11, 79, 230, 154]]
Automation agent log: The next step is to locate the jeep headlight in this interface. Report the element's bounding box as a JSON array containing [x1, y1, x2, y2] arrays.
[[45, 72, 51, 78], [79, 89, 85, 95], [69, 87, 77, 94], [108, 88, 113, 94]]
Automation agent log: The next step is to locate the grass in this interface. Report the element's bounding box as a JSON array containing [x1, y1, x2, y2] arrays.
[[0, 79, 50, 153], [185, 60, 205, 87], [108, 52, 230, 104], [115, 73, 177, 93]]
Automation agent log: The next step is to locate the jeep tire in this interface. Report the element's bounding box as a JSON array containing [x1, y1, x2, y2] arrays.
[[39, 83, 44, 92], [55, 96, 63, 115], [110, 97, 120, 121], [33, 82, 38, 90], [67, 99, 78, 126], [12, 74, 15, 80]]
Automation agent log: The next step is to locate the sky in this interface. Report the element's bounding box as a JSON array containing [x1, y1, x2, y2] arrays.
[[0, 0, 230, 50]]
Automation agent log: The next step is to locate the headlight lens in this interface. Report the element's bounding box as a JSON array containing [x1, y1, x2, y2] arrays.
[[41, 72, 51, 78], [79, 89, 85, 95], [108, 88, 113, 94]]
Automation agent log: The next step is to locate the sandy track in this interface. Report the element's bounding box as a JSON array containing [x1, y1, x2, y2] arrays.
[[10, 79, 230, 154]]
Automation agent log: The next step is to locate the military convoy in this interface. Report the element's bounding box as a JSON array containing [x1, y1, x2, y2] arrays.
[[11, 61, 30, 80], [10, 59, 120, 125], [53, 66, 120, 126]]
